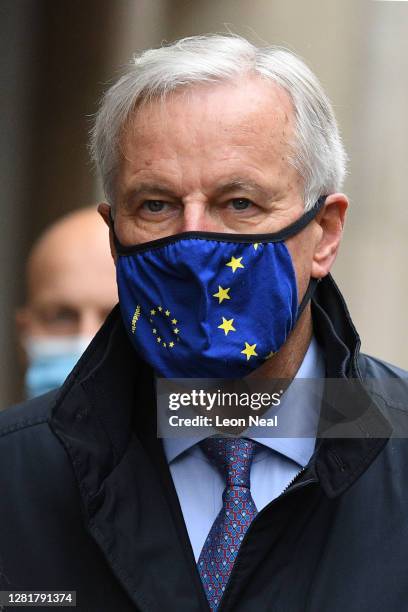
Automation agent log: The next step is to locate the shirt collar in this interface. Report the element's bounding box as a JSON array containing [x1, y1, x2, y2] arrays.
[[162, 336, 325, 466]]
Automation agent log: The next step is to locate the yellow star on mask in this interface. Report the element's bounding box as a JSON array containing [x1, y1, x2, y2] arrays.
[[171, 318, 178, 325], [253, 243, 259, 250], [165, 310, 170, 316], [169, 341, 175, 348], [226, 256, 244, 273], [218, 317, 236, 336], [241, 342, 258, 361], [213, 285, 231, 304]]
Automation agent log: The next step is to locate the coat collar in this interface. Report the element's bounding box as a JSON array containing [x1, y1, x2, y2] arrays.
[[311, 275, 391, 497], [48, 274, 391, 609]]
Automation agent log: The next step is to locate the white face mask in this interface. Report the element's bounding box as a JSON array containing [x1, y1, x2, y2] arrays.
[[23, 336, 93, 399]]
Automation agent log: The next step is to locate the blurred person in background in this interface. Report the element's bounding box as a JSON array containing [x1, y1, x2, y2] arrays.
[[15, 206, 117, 398], [1, 35, 408, 612]]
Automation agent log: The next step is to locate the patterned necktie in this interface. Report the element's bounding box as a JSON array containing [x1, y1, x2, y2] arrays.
[[197, 437, 258, 611]]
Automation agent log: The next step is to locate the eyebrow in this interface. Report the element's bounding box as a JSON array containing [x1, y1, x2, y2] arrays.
[[213, 179, 272, 198], [123, 177, 275, 204], [125, 183, 177, 200]]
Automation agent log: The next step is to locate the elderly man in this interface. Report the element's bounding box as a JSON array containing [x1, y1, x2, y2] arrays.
[[16, 206, 117, 398], [0, 35, 407, 612]]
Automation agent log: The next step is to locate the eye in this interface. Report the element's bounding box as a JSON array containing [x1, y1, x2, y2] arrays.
[[230, 198, 252, 211], [42, 306, 78, 325], [38, 306, 79, 333], [142, 200, 167, 213], [53, 307, 79, 323]]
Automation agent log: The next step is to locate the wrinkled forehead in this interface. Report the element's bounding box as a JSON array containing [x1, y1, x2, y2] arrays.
[[119, 75, 297, 155]]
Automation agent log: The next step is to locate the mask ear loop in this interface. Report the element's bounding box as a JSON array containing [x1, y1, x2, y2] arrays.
[[270, 194, 324, 321], [108, 208, 115, 229], [297, 277, 321, 320], [108, 209, 123, 254], [294, 196, 327, 319]]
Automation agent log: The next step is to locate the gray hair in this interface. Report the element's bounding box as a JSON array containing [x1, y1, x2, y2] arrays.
[[90, 34, 347, 211]]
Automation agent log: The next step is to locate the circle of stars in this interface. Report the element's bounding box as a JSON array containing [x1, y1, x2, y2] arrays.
[[149, 305, 180, 349]]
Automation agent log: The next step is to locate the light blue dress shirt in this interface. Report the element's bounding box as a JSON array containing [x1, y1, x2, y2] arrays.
[[162, 337, 325, 560]]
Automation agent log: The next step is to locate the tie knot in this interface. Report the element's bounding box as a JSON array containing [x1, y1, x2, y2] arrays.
[[199, 437, 257, 488]]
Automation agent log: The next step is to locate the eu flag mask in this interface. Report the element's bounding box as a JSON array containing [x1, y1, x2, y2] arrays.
[[113, 197, 325, 378]]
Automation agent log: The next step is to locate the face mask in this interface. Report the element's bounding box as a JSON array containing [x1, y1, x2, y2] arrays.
[[113, 197, 325, 378], [24, 335, 93, 398]]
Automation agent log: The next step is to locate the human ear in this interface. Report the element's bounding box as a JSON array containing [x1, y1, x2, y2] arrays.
[[311, 193, 348, 278], [97, 203, 118, 264]]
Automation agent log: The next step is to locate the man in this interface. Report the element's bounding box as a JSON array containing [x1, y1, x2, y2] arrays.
[[15, 206, 118, 398], [0, 35, 407, 611]]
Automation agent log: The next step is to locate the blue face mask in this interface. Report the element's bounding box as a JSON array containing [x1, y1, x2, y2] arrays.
[[113, 198, 325, 378], [24, 336, 92, 398]]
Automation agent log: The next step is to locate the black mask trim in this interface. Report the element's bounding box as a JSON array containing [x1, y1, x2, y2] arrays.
[[297, 277, 321, 319], [111, 196, 327, 256]]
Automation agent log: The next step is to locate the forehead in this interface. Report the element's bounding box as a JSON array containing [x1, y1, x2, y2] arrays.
[[27, 224, 116, 306], [119, 76, 296, 163]]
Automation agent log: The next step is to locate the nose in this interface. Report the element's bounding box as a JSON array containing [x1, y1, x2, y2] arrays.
[[178, 200, 219, 233]]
